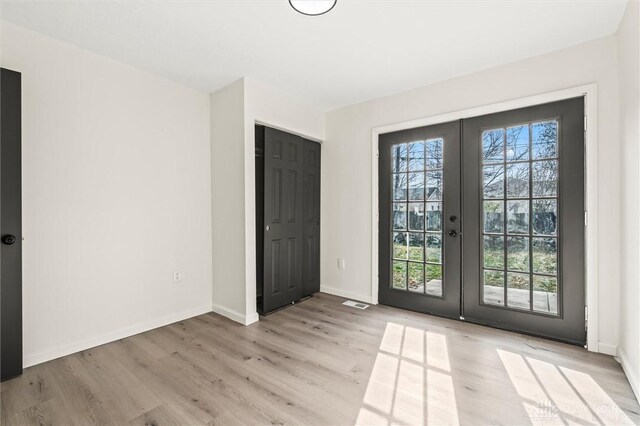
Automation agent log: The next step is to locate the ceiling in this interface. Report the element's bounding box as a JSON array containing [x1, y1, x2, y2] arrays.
[[0, 0, 628, 111]]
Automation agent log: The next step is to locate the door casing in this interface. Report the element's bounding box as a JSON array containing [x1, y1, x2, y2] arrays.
[[370, 85, 600, 351]]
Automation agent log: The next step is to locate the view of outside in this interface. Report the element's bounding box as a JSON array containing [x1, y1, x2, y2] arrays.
[[481, 120, 560, 314], [391, 138, 444, 297]]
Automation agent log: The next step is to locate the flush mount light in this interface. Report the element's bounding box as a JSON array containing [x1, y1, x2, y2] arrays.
[[289, 0, 337, 16]]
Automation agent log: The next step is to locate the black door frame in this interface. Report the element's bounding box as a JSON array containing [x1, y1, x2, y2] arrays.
[[376, 95, 589, 346]]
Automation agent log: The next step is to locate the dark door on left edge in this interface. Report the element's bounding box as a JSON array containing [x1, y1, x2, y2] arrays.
[[1, 68, 23, 381]]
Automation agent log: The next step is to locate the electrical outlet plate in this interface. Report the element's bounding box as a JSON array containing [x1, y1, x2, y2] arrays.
[[173, 271, 181, 282]]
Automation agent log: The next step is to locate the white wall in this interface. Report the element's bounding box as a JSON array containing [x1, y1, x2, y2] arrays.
[[1, 22, 213, 367], [617, 0, 640, 400], [210, 78, 324, 324], [323, 36, 621, 352], [210, 79, 249, 323]]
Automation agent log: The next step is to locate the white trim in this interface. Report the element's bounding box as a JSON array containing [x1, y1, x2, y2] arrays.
[[618, 347, 640, 402], [24, 304, 212, 368], [321, 286, 373, 304], [371, 84, 599, 352], [211, 302, 259, 326], [598, 342, 618, 356]]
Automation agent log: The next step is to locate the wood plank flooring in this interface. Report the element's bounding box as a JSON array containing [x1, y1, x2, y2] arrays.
[[1, 293, 638, 425]]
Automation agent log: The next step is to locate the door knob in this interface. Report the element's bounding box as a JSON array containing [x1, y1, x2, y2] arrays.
[[266, 225, 270, 231], [2, 235, 16, 245], [448, 230, 458, 238]]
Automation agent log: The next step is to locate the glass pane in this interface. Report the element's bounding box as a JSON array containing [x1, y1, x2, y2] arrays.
[[426, 264, 443, 296], [408, 202, 425, 231], [483, 201, 504, 233], [483, 165, 504, 199], [533, 275, 558, 314], [507, 236, 530, 272], [532, 121, 558, 159], [392, 144, 408, 172], [506, 162, 529, 198], [392, 261, 407, 290], [408, 262, 425, 293], [393, 173, 407, 201], [426, 170, 443, 201], [482, 128, 505, 164], [393, 203, 407, 230], [425, 202, 442, 231], [533, 199, 557, 235], [532, 160, 558, 197], [408, 142, 425, 171], [507, 200, 529, 234], [408, 172, 425, 201], [483, 235, 504, 269], [426, 233, 442, 263], [425, 138, 443, 169], [392, 232, 408, 260], [408, 233, 424, 261], [483, 270, 504, 306], [533, 237, 557, 275], [506, 125, 530, 161], [507, 272, 530, 310]]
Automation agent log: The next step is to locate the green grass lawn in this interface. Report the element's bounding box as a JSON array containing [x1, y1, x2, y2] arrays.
[[392, 241, 557, 293]]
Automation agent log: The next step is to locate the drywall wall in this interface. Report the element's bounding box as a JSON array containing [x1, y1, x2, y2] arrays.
[[323, 36, 621, 352], [210, 79, 250, 323], [617, 0, 640, 400], [210, 78, 324, 324], [1, 22, 213, 367]]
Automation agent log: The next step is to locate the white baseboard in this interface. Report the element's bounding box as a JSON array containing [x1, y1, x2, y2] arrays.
[[598, 342, 618, 356], [23, 304, 212, 368], [320, 285, 372, 304], [211, 302, 259, 325], [618, 347, 639, 402]]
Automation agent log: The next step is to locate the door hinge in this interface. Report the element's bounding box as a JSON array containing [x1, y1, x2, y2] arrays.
[[585, 306, 588, 331], [584, 116, 587, 131]]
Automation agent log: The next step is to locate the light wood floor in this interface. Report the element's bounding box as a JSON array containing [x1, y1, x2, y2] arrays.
[[2, 293, 638, 425]]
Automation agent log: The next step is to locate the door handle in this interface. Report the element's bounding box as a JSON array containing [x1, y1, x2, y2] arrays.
[[1, 235, 16, 245], [266, 225, 270, 231], [448, 230, 458, 238]]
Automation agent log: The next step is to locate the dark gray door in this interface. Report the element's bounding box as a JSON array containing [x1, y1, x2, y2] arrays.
[[1, 68, 23, 381], [302, 140, 321, 297], [462, 97, 585, 345], [263, 127, 304, 312], [378, 121, 461, 319]]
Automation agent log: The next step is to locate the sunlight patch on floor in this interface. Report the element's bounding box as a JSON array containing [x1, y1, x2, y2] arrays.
[[357, 322, 458, 425], [498, 348, 635, 425]]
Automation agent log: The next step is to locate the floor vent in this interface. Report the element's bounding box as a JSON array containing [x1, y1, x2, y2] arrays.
[[343, 300, 369, 309]]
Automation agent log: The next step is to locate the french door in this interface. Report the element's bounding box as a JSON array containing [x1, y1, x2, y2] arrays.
[[378, 121, 461, 319], [379, 97, 586, 345]]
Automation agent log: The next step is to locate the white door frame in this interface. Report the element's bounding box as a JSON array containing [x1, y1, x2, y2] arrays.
[[370, 84, 599, 352]]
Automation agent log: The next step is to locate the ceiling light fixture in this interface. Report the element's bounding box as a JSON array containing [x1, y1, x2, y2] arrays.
[[289, 0, 337, 16]]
